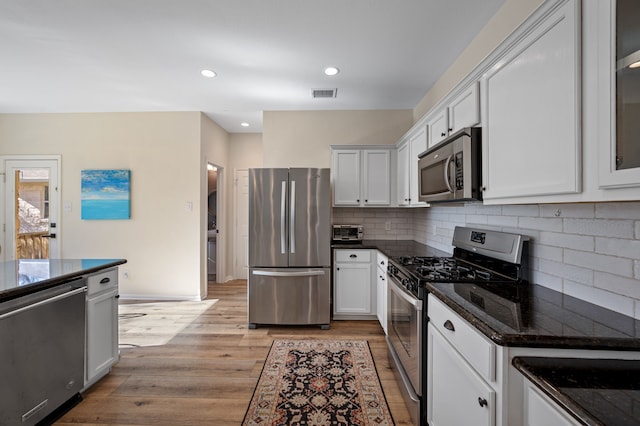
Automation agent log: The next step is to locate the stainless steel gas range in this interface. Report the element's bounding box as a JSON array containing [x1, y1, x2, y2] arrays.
[[386, 226, 529, 425]]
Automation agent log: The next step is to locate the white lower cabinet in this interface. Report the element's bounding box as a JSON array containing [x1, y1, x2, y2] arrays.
[[428, 294, 497, 426], [85, 268, 119, 388], [428, 325, 495, 426], [524, 380, 580, 426], [375, 251, 388, 333], [333, 249, 375, 319]]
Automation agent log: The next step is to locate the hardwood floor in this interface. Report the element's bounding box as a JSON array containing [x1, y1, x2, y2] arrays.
[[58, 280, 413, 425]]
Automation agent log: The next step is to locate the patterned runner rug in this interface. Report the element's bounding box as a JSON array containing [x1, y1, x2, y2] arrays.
[[243, 339, 395, 426]]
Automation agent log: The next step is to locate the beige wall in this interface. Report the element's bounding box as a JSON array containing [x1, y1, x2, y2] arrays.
[[414, 0, 545, 121], [0, 112, 228, 300], [262, 110, 413, 168]]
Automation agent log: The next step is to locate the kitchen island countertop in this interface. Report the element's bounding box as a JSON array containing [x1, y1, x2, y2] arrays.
[[513, 356, 640, 426], [0, 258, 127, 302]]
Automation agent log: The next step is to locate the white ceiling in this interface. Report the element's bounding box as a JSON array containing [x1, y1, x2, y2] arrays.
[[0, 0, 505, 133]]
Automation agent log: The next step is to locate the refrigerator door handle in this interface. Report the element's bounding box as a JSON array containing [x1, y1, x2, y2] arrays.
[[290, 180, 296, 254], [252, 270, 326, 277], [280, 180, 286, 254]]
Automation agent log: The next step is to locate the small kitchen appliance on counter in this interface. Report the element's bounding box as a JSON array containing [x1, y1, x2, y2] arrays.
[[331, 224, 364, 243], [386, 226, 529, 425]]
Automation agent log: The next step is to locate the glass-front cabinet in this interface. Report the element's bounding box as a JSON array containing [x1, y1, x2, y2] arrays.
[[599, 0, 640, 188]]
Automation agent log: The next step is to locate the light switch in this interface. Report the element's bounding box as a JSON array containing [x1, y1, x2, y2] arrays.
[[63, 201, 72, 212], [186, 201, 193, 212]]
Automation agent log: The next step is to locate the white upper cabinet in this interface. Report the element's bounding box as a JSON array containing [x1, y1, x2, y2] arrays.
[[331, 147, 392, 207], [396, 126, 428, 207], [331, 149, 361, 206], [597, 0, 640, 189], [427, 82, 480, 148], [481, 0, 581, 202], [363, 149, 391, 205]]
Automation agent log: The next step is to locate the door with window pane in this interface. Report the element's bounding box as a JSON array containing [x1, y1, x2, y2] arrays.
[[3, 158, 60, 260]]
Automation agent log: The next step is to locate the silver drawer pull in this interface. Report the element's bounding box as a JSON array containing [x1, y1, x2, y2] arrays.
[[444, 320, 455, 332]]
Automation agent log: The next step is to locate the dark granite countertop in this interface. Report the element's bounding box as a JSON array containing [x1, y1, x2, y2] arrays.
[[0, 258, 127, 302], [513, 356, 640, 426], [331, 239, 450, 259], [427, 281, 640, 350]]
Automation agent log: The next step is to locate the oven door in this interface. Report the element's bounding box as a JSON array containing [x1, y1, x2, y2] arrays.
[[387, 275, 422, 396]]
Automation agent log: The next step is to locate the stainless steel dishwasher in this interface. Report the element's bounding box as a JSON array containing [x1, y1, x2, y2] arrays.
[[0, 279, 87, 426]]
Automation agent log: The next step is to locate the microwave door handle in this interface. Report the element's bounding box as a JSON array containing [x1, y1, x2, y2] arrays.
[[444, 154, 454, 194]]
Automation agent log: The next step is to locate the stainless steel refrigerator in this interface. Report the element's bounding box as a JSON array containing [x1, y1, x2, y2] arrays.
[[248, 168, 331, 329]]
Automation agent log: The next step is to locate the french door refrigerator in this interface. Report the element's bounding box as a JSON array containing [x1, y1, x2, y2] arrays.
[[248, 168, 331, 329]]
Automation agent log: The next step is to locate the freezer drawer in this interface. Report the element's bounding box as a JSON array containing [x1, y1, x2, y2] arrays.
[[248, 267, 330, 328]]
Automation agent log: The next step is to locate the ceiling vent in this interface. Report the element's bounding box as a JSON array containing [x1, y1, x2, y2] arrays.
[[312, 88, 337, 98]]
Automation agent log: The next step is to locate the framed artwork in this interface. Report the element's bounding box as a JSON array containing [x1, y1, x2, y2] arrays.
[[81, 169, 131, 220]]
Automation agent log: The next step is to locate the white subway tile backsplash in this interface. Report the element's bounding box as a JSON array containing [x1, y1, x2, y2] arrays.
[[595, 202, 640, 220], [502, 205, 540, 217], [518, 216, 563, 232], [540, 203, 595, 219], [564, 280, 635, 318], [531, 244, 563, 261], [564, 249, 634, 277], [594, 272, 640, 300], [530, 270, 563, 292], [538, 258, 594, 285], [564, 218, 634, 238], [596, 237, 640, 259], [340, 201, 640, 317], [538, 231, 595, 251]]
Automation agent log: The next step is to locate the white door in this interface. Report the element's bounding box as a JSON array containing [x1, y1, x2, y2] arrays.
[[2, 157, 61, 260], [235, 169, 249, 280]]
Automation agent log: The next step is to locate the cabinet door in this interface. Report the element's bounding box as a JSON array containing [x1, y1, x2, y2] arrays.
[[332, 149, 361, 206], [428, 324, 495, 426], [408, 127, 427, 206], [376, 266, 387, 333], [363, 149, 390, 206], [524, 380, 580, 426], [598, 0, 640, 188], [481, 0, 581, 200], [448, 82, 480, 134], [334, 262, 372, 315], [86, 289, 118, 385], [396, 141, 410, 206], [427, 109, 449, 147]]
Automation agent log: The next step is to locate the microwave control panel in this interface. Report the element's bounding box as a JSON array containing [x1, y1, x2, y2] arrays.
[[455, 152, 464, 190]]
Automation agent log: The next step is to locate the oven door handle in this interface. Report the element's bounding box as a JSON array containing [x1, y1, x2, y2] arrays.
[[388, 278, 422, 310]]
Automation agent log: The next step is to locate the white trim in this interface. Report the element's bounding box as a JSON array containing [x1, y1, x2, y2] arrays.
[[118, 294, 202, 302]]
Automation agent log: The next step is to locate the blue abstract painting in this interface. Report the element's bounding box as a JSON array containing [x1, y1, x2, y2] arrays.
[[81, 169, 131, 220]]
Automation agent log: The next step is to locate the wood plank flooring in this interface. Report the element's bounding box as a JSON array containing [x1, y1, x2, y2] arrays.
[[57, 280, 413, 425]]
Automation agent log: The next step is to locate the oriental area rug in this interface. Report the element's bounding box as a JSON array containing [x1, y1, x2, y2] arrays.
[[242, 339, 395, 426]]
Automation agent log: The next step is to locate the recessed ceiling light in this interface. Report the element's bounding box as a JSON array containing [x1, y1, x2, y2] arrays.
[[201, 69, 217, 78], [240, 122, 250, 127], [323, 67, 340, 76]]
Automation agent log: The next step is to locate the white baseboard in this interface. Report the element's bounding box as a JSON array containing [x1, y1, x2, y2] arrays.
[[118, 294, 202, 302]]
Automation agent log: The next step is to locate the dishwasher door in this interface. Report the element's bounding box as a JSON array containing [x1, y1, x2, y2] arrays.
[[0, 281, 87, 426]]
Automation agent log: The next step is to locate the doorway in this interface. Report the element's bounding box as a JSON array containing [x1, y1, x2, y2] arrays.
[[207, 162, 220, 282], [1, 156, 61, 261]]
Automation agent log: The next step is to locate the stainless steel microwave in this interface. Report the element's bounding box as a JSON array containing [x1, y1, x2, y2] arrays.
[[417, 127, 482, 203]]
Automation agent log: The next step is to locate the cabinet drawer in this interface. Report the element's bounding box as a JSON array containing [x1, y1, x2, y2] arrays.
[[87, 268, 118, 296], [335, 250, 371, 263], [428, 294, 495, 381]]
